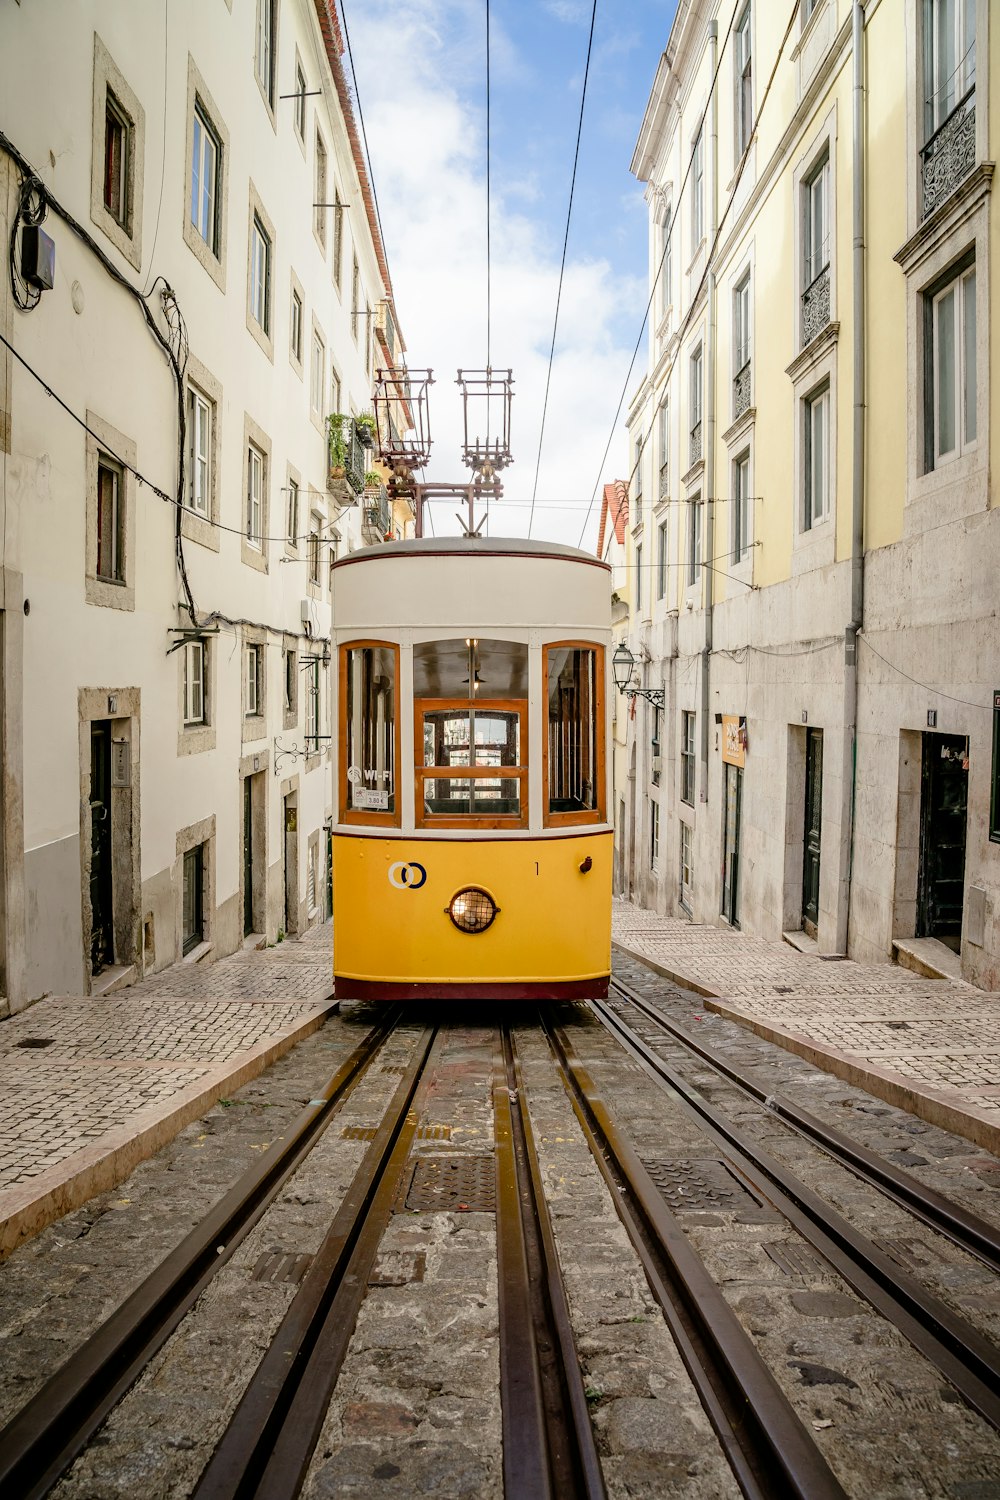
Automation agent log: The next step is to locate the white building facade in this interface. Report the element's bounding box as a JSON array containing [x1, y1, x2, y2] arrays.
[[0, 0, 406, 1009]]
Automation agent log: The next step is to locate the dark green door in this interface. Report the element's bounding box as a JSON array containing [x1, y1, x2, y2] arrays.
[[802, 729, 823, 937], [918, 733, 968, 947], [243, 776, 254, 936], [90, 721, 113, 974], [721, 762, 742, 927]]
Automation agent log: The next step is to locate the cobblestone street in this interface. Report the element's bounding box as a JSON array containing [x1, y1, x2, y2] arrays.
[[613, 900, 1000, 1153], [0, 925, 335, 1256]]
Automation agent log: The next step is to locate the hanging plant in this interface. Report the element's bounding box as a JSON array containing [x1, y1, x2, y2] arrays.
[[327, 413, 349, 476], [355, 411, 377, 449]]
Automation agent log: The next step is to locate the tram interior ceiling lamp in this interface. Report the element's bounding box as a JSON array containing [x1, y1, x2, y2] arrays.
[[612, 643, 664, 709], [22, 225, 55, 291]]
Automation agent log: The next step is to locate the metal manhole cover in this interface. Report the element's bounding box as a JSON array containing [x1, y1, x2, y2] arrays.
[[642, 1158, 758, 1214], [251, 1250, 313, 1285], [403, 1155, 496, 1213], [762, 1241, 826, 1278]]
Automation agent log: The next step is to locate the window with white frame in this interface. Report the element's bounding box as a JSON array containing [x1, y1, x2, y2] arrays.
[[690, 344, 703, 463], [658, 400, 669, 498], [247, 441, 264, 549], [287, 477, 299, 548], [734, 274, 751, 374], [255, 0, 276, 107], [803, 384, 830, 529], [183, 640, 206, 725], [308, 512, 322, 585], [290, 288, 303, 365], [311, 329, 325, 416], [926, 259, 977, 469], [351, 255, 360, 341], [735, 4, 753, 159], [305, 659, 320, 748], [96, 455, 124, 583], [333, 189, 344, 290], [680, 711, 696, 805], [294, 60, 306, 141], [656, 519, 668, 600], [635, 542, 643, 613], [659, 201, 673, 318], [186, 382, 212, 517], [686, 495, 702, 587], [245, 643, 263, 717], [680, 820, 694, 908], [250, 213, 271, 333], [803, 153, 830, 291], [190, 104, 220, 253], [633, 434, 643, 502], [923, 0, 976, 140], [650, 799, 660, 868], [284, 648, 296, 714], [733, 450, 750, 563], [691, 128, 704, 250], [314, 131, 328, 248]]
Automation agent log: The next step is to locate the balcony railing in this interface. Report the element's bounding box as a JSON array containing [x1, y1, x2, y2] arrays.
[[659, 465, 669, 500], [733, 360, 751, 419], [327, 415, 366, 497], [689, 420, 702, 466], [801, 264, 830, 347], [362, 483, 391, 542], [921, 88, 976, 219]]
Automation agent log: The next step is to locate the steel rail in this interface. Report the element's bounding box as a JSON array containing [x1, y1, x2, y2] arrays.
[[494, 1023, 607, 1500], [608, 974, 1000, 1272], [0, 1010, 399, 1500], [592, 994, 1000, 1431], [193, 1023, 438, 1500], [544, 1015, 848, 1500]]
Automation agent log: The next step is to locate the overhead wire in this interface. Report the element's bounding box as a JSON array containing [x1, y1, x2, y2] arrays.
[[527, 0, 598, 539], [339, 0, 394, 295], [485, 0, 492, 371]]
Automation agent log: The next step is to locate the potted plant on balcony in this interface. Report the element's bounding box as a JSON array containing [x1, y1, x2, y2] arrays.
[[327, 413, 349, 479], [355, 412, 377, 450]]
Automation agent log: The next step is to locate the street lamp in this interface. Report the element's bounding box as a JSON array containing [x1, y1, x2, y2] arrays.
[[611, 642, 664, 709]]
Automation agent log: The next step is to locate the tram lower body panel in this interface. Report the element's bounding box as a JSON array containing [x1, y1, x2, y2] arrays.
[[332, 830, 613, 1002]]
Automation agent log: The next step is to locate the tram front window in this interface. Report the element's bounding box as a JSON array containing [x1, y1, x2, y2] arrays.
[[413, 639, 526, 824], [545, 644, 604, 821], [343, 643, 397, 818]]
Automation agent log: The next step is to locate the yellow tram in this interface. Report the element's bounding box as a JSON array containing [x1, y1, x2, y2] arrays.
[[331, 537, 613, 1002]]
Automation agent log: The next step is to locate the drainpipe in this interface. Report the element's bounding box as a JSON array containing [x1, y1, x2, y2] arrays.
[[837, 0, 866, 953], [700, 19, 719, 802]]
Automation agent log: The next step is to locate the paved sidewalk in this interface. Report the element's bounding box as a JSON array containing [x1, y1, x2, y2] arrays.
[[0, 924, 335, 1258], [612, 899, 1000, 1156]]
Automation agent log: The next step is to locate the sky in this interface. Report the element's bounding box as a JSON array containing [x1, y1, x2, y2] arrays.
[[341, 0, 678, 550]]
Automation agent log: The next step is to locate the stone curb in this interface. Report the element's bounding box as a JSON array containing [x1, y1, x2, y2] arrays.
[[612, 937, 999, 1158], [0, 999, 337, 1262], [705, 1000, 1000, 1158]]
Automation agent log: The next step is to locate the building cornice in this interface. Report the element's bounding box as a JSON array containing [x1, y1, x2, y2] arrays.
[[784, 322, 840, 383], [892, 163, 995, 276]]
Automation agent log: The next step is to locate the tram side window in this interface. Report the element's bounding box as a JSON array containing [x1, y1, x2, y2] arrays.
[[413, 638, 527, 823], [546, 645, 603, 820], [343, 644, 397, 818]]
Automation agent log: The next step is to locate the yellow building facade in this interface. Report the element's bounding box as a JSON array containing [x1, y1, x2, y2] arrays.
[[623, 0, 1000, 988]]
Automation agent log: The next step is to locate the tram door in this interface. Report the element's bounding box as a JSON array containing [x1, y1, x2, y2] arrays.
[[918, 733, 968, 948], [802, 729, 823, 938], [89, 721, 114, 974]]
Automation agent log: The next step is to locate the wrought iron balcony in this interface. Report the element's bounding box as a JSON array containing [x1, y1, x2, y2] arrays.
[[327, 415, 366, 497], [921, 89, 976, 219], [801, 265, 830, 347], [362, 482, 391, 542], [733, 360, 751, 419], [659, 466, 669, 501], [689, 420, 702, 466]]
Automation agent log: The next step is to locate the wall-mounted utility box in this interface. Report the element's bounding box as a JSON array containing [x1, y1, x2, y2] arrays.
[[22, 225, 55, 290]]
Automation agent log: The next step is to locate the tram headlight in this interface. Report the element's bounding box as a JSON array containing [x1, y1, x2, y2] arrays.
[[446, 886, 499, 934]]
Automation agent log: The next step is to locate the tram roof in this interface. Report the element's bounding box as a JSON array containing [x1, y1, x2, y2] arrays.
[[331, 536, 610, 572]]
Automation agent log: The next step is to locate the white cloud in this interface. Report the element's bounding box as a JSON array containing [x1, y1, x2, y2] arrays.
[[348, 0, 638, 550]]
